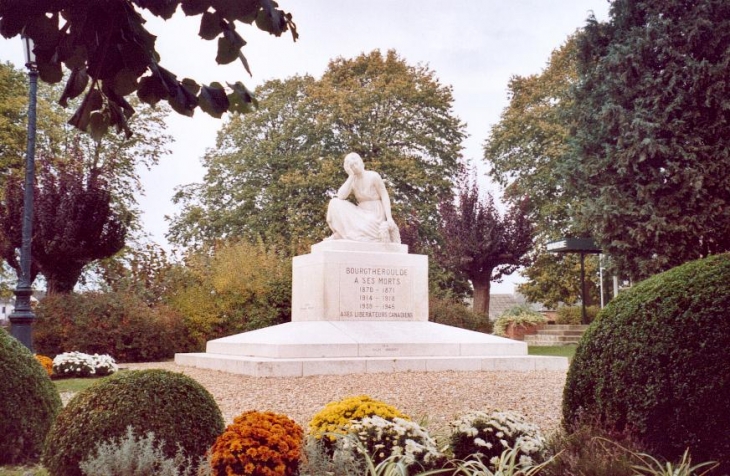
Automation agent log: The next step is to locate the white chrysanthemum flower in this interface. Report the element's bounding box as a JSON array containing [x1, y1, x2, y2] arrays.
[[474, 437, 488, 448], [519, 454, 534, 466]]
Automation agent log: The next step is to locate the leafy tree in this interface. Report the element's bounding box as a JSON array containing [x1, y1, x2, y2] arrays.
[[95, 242, 179, 306], [485, 36, 580, 238], [169, 50, 467, 254], [437, 176, 534, 319], [0, 62, 172, 292], [483, 36, 605, 307], [165, 239, 292, 347], [0, 61, 29, 173], [0, 145, 129, 294], [565, 0, 730, 279], [517, 251, 600, 309], [0, 62, 67, 179], [0, 0, 297, 136]]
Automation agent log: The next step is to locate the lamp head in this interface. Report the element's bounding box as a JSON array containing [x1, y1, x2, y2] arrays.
[[21, 34, 36, 68]]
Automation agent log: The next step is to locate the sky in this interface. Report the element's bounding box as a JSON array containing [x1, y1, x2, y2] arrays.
[[0, 1, 610, 294]]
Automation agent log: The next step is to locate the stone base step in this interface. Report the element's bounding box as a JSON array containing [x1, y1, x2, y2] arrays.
[[174, 353, 569, 377], [523, 324, 589, 346], [543, 325, 590, 331], [174, 321, 569, 377], [534, 330, 585, 337]]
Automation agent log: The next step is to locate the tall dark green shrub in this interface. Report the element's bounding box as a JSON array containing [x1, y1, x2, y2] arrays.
[[563, 253, 730, 470], [0, 329, 62, 465], [43, 369, 225, 476], [33, 291, 197, 361]]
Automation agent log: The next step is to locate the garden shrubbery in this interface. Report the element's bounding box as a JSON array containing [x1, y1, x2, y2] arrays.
[[430, 296, 493, 333], [209, 411, 303, 476], [79, 426, 200, 476], [33, 291, 197, 361], [0, 329, 62, 466], [308, 395, 409, 447], [52, 351, 118, 378], [492, 305, 547, 337], [341, 416, 444, 470], [563, 253, 730, 472], [555, 305, 599, 325], [450, 410, 545, 466], [43, 369, 225, 476]]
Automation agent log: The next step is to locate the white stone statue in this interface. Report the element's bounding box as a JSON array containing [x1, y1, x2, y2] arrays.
[[326, 152, 401, 243]]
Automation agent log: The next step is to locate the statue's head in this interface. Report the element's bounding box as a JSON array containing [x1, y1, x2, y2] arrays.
[[343, 152, 364, 175]]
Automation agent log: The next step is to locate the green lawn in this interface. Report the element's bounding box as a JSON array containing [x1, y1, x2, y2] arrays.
[[528, 345, 577, 361], [53, 376, 110, 394], [0, 466, 47, 476]]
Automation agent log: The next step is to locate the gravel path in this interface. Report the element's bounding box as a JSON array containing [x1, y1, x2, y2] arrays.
[[123, 362, 567, 437]]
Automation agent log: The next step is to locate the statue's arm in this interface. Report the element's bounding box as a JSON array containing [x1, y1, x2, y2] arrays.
[[336, 175, 354, 200], [375, 174, 395, 223]]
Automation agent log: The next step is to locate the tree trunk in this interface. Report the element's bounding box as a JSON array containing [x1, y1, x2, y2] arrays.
[[44, 266, 84, 294], [472, 276, 492, 322]]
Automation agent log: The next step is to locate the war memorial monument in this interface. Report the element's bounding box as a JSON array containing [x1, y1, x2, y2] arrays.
[[175, 153, 568, 376]]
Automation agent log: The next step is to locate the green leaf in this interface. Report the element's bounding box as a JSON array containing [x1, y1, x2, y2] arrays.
[[89, 110, 110, 142], [137, 75, 169, 106], [24, 12, 59, 49], [181, 0, 211, 16], [257, 0, 284, 35], [112, 69, 139, 97], [215, 33, 241, 65], [199, 84, 229, 118], [168, 83, 198, 117], [60, 43, 88, 70], [37, 58, 63, 84], [68, 89, 104, 132], [107, 101, 132, 138], [238, 51, 252, 77], [181, 78, 201, 96], [211, 0, 259, 22], [59, 67, 89, 107], [199, 10, 223, 40], [0, 10, 26, 38], [226, 81, 257, 114], [254, 8, 275, 34], [136, 0, 179, 20]]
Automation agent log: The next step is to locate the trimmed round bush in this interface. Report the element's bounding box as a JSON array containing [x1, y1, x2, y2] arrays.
[[563, 253, 730, 471], [209, 411, 303, 476], [43, 369, 225, 476], [0, 329, 62, 465]]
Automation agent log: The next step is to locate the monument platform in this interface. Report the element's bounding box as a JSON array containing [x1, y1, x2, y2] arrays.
[[175, 241, 568, 376]]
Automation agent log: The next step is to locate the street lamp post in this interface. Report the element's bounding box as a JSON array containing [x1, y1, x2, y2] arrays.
[[9, 35, 39, 351], [546, 238, 602, 325]]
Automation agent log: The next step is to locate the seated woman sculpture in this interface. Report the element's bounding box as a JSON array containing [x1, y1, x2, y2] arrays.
[[326, 152, 401, 243]]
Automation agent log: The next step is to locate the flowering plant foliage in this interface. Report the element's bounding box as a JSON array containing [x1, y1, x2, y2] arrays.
[[308, 395, 408, 444], [92, 353, 119, 376], [449, 410, 545, 469], [337, 415, 445, 470], [52, 351, 119, 378], [34, 354, 54, 376], [209, 410, 303, 476]]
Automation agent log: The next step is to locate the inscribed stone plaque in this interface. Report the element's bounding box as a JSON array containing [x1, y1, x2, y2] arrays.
[[337, 264, 414, 320]]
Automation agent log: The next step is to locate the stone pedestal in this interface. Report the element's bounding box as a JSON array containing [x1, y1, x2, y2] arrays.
[[175, 241, 568, 376], [292, 240, 427, 322]]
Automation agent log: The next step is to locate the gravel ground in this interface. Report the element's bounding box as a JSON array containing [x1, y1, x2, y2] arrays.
[[123, 362, 567, 437]]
